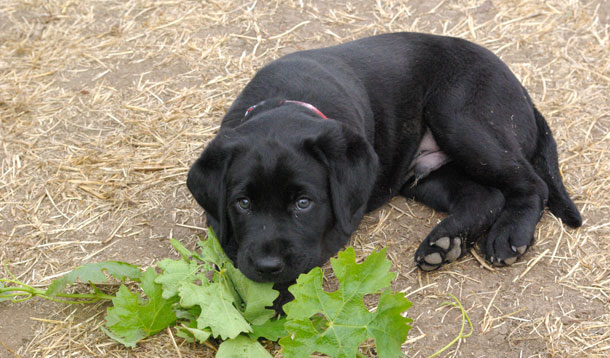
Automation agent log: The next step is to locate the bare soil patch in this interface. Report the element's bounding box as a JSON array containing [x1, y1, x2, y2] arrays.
[[1, 0, 608, 357]]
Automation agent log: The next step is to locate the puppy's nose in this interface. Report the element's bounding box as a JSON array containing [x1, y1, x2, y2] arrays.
[[254, 256, 284, 275]]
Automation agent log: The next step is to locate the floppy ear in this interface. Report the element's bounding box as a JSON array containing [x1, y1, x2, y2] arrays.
[[187, 136, 233, 245], [305, 122, 379, 236]]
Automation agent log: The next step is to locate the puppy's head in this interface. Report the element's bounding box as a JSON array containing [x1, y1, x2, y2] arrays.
[[187, 107, 378, 283]]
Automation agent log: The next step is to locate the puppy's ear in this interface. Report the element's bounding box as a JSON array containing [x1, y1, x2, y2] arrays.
[[306, 123, 379, 236], [187, 136, 233, 244]]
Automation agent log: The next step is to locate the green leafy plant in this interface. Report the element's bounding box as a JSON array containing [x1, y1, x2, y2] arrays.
[[0, 229, 414, 357], [280, 247, 412, 358], [100, 231, 282, 357], [101, 267, 178, 347]]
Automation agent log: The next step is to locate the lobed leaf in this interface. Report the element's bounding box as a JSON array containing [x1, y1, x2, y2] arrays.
[[250, 316, 288, 341], [216, 334, 273, 358], [46, 261, 142, 296], [103, 267, 178, 347], [179, 281, 251, 340], [155, 259, 204, 299], [169, 238, 196, 260], [367, 289, 413, 358], [196, 228, 230, 267], [176, 322, 212, 344], [197, 228, 279, 326], [332, 246, 395, 298], [280, 247, 412, 358], [225, 264, 278, 325]]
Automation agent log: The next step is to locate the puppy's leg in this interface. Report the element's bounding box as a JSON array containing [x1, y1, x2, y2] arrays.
[[402, 163, 505, 270], [425, 100, 549, 266]]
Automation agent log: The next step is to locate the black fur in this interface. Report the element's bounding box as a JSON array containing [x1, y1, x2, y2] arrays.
[[187, 32, 581, 291]]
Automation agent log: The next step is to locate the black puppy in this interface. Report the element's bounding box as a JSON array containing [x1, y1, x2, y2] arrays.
[[187, 33, 581, 286]]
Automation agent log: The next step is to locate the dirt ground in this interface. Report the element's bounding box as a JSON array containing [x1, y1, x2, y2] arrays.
[[1, 0, 608, 357]]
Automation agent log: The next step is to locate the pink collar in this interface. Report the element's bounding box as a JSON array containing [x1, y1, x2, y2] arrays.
[[244, 100, 328, 120]]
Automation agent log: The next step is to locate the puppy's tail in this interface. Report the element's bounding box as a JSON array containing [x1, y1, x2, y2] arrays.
[[531, 106, 582, 227]]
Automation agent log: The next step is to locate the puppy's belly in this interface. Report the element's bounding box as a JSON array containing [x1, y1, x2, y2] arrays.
[[407, 128, 451, 182]]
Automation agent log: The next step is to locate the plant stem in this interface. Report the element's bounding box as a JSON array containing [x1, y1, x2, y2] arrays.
[[428, 293, 473, 358], [1, 279, 114, 303]]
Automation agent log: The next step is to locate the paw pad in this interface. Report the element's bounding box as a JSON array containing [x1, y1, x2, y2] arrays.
[[445, 238, 462, 262], [433, 237, 450, 250], [419, 263, 438, 271], [503, 256, 517, 265], [423, 252, 443, 265]]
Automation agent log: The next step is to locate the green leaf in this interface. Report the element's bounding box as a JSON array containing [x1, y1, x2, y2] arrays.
[[215, 267, 244, 310], [196, 228, 279, 325], [155, 259, 203, 299], [174, 305, 201, 321], [280, 247, 412, 358], [250, 316, 288, 341], [367, 290, 413, 358], [177, 324, 212, 344], [195, 229, 242, 304], [197, 228, 230, 267], [103, 267, 178, 347], [216, 334, 272, 358], [332, 246, 395, 298], [281, 267, 341, 320], [178, 281, 251, 340], [46, 261, 142, 296], [225, 264, 278, 325], [169, 238, 195, 260]]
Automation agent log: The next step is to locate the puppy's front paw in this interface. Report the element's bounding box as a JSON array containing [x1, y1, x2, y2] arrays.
[[415, 236, 464, 271]]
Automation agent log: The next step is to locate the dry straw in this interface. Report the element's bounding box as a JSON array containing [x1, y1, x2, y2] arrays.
[[1, 0, 608, 357]]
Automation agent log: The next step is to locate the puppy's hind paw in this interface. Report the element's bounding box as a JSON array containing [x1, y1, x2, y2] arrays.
[[490, 244, 528, 267]]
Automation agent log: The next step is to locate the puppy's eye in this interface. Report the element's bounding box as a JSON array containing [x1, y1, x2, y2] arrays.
[[236, 198, 251, 211], [295, 197, 312, 210]]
